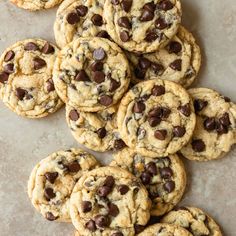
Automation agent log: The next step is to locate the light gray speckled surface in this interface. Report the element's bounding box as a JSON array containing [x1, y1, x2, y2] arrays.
[[0, 0, 235, 235]]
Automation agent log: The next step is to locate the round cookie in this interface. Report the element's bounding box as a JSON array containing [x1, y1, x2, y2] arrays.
[[66, 103, 126, 152], [126, 26, 201, 87], [28, 148, 100, 222], [138, 223, 193, 236], [117, 79, 196, 157], [0, 39, 63, 118], [10, 0, 63, 11], [53, 37, 131, 112], [180, 88, 236, 161], [161, 207, 223, 236], [104, 0, 182, 53], [70, 166, 151, 235], [110, 148, 186, 216], [54, 0, 109, 48]]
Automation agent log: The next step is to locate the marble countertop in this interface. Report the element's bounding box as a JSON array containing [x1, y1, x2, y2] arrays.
[[0, 0, 235, 235]]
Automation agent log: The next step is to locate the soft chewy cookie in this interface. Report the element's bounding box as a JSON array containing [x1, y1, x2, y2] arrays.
[[110, 148, 186, 216], [127, 26, 201, 87], [138, 223, 193, 236], [10, 0, 63, 11], [117, 79, 196, 157], [180, 88, 236, 161], [161, 207, 223, 236], [28, 148, 100, 222], [54, 0, 109, 48], [53, 37, 131, 112], [0, 39, 63, 118], [104, 0, 182, 53], [70, 166, 151, 235], [66, 103, 126, 152]]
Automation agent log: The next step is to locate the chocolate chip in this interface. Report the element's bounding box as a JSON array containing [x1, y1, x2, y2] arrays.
[[33, 57, 46, 70], [44, 172, 58, 184], [90, 61, 103, 72], [158, 0, 174, 11], [99, 95, 113, 106], [4, 50, 15, 62], [178, 103, 191, 117], [121, 0, 132, 12], [141, 171, 152, 184], [94, 215, 110, 228], [154, 129, 167, 140], [140, 9, 154, 22], [169, 41, 182, 54], [134, 224, 145, 234], [42, 42, 55, 54], [3, 63, 14, 74], [151, 63, 164, 74], [216, 121, 228, 135], [155, 17, 168, 30], [104, 176, 115, 187], [173, 126, 186, 137], [75, 70, 90, 82], [86, 220, 97, 231], [192, 139, 205, 152], [108, 203, 119, 217], [76, 5, 88, 17], [24, 42, 39, 51], [152, 85, 165, 96], [45, 212, 58, 221], [161, 107, 171, 118], [145, 30, 158, 42], [134, 67, 146, 79], [219, 113, 231, 127], [114, 139, 126, 150], [148, 117, 161, 127], [163, 180, 175, 192], [67, 161, 80, 172], [194, 99, 208, 112], [111, 0, 119, 4], [0, 72, 9, 84], [81, 201, 92, 213], [97, 186, 111, 197], [160, 167, 173, 179], [204, 117, 216, 131], [143, 2, 156, 12], [44, 188, 56, 200], [111, 232, 123, 236], [15, 88, 27, 100], [133, 101, 146, 113], [93, 48, 106, 61], [92, 71, 105, 83], [67, 12, 80, 24], [223, 96, 231, 102], [148, 107, 162, 117], [96, 30, 110, 38], [146, 162, 157, 175], [46, 79, 55, 92], [118, 17, 131, 29], [139, 57, 151, 70], [110, 79, 120, 92], [97, 127, 107, 139], [120, 31, 130, 42], [91, 14, 103, 26], [69, 109, 80, 121], [170, 59, 182, 71], [118, 185, 129, 195]]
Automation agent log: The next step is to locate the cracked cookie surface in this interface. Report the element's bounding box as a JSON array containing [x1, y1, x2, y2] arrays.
[[53, 37, 131, 112], [70, 166, 151, 235], [117, 79, 196, 157], [104, 0, 182, 53], [28, 148, 100, 222], [180, 88, 236, 161], [0, 39, 63, 118]]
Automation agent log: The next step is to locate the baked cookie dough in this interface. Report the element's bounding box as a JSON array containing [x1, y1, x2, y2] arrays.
[[110, 148, 186, 216], [54, 0, 109, 48], [180, 88, 236, 161], [0, 39, 63, 118], [117, 79, 196, 157], [28, 148, 100, 222], [66, 103, 126, 152], [104, 0, 182, 53], [70, 166, 151, 235], [161, 207, 223, 236], [126, 26, 201, 87], [138, 223, 193, 236], [53, 37, 131, 112], [10, 0, 63, 11]]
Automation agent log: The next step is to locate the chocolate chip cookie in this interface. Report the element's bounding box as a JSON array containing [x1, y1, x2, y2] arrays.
[[54, 0, 109, 48], [126, 26, 201, 87], [138, 223, 193, 236], [161, 207, 223, 236], [28, 148, 100, 222], [117, 79, 196, 157], [104, 0, 182, 53], [110, 148, 186, 216], [66, 103, 126, 152], [70, 166, 151, 235], [53, 37, 131, 112], [180, 88, 236, 161], [0, 39, 63, 118], [10, 0, 63, 11]]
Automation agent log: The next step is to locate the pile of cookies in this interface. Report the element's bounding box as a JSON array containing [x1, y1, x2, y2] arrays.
[[1, 0, 235, 235]]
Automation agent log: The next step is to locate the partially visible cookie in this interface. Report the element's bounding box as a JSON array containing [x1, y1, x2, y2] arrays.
[[66, 103, 126, 152], [117, 79, 196, 157], [161, 207, 223, 236], [53, 37, 131, 112], [110, 148, 186, 216], [10, 0, 63, 11], [70, 166, 151, 235], [127, 26, 201, 87], [28, 148, 100, 222], [180, 88, 236, 161], [138, 223, 193, 236], [0, 39, 63, 118], [104, 0, 182, 53]]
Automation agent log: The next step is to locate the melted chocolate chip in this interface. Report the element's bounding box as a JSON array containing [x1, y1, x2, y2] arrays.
[[15, 88, 27, 100], [194, 99, 208, 112], [69, 109, 80, 121], [134, 224, 145, 234], [67, 161, 81, 172], [110, 79, 120, 92], [120, 31, 130, 42], [139, 57, 151, 70], [178, 104, 191, 117], [67, 12, 80, 24], [160, 167, 173, 179], [169, 41, 182, 54], [118, 185, 129, 195], [155, 18, 168, 29], [76, 5, 88, 17], [152, 85, 165, 96], [192, 139, 205, 152], [204, 117, 216, 131], [121, 0, 133, 12], [114, 139, 126, 150], [158, 0, 174, 11], [170, 59, 182, 71], [146, 162, 157, 175], [134, 67, 146, 79], [33, 57, 46, 70], [45, 212, 58, 221], [90, 61, 103, 72], [173, 126, 186, 137], [46, 79, 55, 92], [148, 117, 161, 127], [97, 186, 112, 197], [154, 129, 167, 140], [97, 127, 107, 139], [145, 30, 158, 42], [133, 101, 146, 113], [141, 171, 152, 184], [24, 42, 39, 51], [93, 48, 106, 61], [44, 188, 56, 200], [44, 172, 58, 184], [0, 72, 9, 83], [143, 2, 156, 12], [223, 96, 231, 103], [4, 50, 15, 62], [81, 201, 92, 213], [151, 63, 164, 74], [75, 70, 90, 82], [96, 30, 110, 38], [216, 121, 228, 135], [104, 176, 115, 187], [4, 63, 14, 74], [108, 203, 119, 217], [163, 180, 175, 192], [118, 17, 131, 29], [42, 42, 55, 54], [91, 14, 103, 26], [94, 215, 110, 228], [99, 95, 113, 106], [111, 232, 123, 236], [86, 219, 97, 231], [219, 113, 231, 127], [140, 9, 154, 22], [148, 107, 162, 117]]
